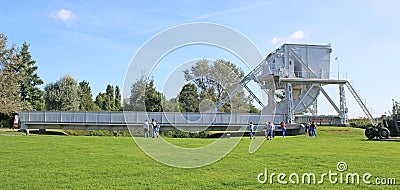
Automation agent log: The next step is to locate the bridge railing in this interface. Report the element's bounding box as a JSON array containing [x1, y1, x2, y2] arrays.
[[19, 111, 283, 126], [19, 111, 126, 124]]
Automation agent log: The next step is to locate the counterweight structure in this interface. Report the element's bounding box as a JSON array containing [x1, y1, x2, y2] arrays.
[[217, 43, 376, 126], [263, 44, 333, 123]]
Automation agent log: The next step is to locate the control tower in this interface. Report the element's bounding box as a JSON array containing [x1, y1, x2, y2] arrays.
[[260, 44, 333, 123], [217, 43, 375, 126]]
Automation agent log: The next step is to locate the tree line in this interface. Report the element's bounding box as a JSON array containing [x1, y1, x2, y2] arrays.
[[1, 32, 259, 127], [43, 75, 122, 112], [124, 59, 260, 113], [0, 33, 122, 126]]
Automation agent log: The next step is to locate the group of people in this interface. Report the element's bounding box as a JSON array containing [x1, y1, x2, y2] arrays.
[[143, 119, 160, 138], [142, 118, 315, 138], [248, 121, 287, 140], [305, 121, 317, 137]]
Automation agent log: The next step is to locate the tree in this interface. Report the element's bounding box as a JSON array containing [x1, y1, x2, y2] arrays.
[[144, 79, 163, 112], [248, 104, 260, 113], [15, 42, 45, 110], [95, 92, 107, 110], [183, 59, 210, 93], [78, 80, 96, 111], [183, 59, 250, 113], [126, 76, 163, 112], [122, 98, 133, 111], [94, 84, 121, 111], [162, 97, 179, 112], [105, 84, 115, 111], [44, 75, 79, 111], [114, 86, 122, 111], [44, 82, 58, 110], [0, 33, 26, 115], [178, 83, 200, 112], [126, 76, 147, 111]]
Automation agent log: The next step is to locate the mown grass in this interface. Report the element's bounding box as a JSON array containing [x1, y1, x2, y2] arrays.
[[0, 127, 399, 189]]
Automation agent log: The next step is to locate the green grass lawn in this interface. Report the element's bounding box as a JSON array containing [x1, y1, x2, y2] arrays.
[[1, 127, 399, 189]]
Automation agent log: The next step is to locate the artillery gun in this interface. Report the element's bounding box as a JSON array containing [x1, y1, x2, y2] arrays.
[[365, 100, 400, 139]]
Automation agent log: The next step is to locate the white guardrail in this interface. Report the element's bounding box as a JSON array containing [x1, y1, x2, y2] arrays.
[[19, 111, 282, 128]]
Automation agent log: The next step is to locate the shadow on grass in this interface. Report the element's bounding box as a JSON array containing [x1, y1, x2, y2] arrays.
[[29, 130, 69, 136], [367, 138, 400, 142]]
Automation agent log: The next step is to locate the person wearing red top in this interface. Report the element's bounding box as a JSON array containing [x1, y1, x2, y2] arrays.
[[281, 121, 287, 138]]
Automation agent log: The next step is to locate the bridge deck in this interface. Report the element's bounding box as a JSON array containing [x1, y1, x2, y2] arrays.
[[19, 111, 285, 131]]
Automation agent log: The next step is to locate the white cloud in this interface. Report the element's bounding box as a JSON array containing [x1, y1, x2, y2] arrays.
[[271, 37, 282, 44], [271, 30, 305, 44], [289, 30, 304, 40], [50, 9, 77, 27]]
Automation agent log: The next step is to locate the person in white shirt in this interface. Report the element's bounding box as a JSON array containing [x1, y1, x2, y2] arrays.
[[249, 121, 254, 139], [143, 119, 149, 138]]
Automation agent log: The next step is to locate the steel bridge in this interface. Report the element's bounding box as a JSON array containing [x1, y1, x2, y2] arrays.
[[19, 43, 374, 133], [17, 111, 310, 135], [18, 112, 348, 136]]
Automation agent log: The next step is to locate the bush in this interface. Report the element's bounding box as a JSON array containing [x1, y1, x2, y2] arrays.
[[161, 130, 209, 138], [64, 130, 133, 137], [0, 113, 13, 128], [348, 118, 375, 129]]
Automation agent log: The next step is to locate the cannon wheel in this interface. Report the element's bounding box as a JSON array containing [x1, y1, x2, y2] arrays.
[[365, 127, 376, 140], [378, 127, 390, 139]]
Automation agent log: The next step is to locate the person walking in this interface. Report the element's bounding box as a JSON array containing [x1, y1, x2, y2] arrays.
[[266, 121, 272, 140], [13, 114, 18, 129], [305, 122, 310, 137], [281, 121, 287, 138], [143, 119, 149, 138], [266, 121, 275, 140], [270, 122, 275, 139], [154, 120, 160, 138], [249, 121, 254, 139], [264, 122, 269, 139], [310, 121, 317, 137], [151, 119, 157, 138]]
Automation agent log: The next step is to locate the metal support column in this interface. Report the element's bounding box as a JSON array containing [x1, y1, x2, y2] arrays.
[[311, 100, 318, 115], [286, 83, 294, 124], [339, 84, 348, 125]]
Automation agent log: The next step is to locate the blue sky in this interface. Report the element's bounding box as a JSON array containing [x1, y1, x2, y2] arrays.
[[1, 0, 399, 118]]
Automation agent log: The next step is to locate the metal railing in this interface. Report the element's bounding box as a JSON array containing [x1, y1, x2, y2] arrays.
[[19, 111, 283, 126], [345, 82, 377, 126]]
